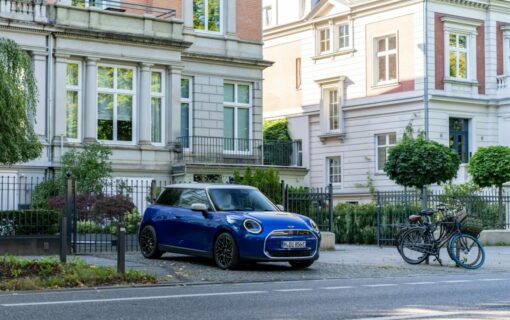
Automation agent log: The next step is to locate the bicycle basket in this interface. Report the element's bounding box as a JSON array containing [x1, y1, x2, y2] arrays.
[[460, 215, 483, 238]]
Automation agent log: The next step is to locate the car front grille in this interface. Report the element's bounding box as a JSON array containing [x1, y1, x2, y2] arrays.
[[268, 249, 312, 258]]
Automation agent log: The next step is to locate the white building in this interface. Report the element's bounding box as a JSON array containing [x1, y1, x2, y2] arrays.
[[263, 0, 510, 201], [0, 0, 307, 188]]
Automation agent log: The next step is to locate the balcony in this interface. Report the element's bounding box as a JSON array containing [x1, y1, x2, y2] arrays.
[[0, 0, 48, 23], [61, 0, 176, 19], [497, 75, 510, 98], [175, 136, 303, 167]]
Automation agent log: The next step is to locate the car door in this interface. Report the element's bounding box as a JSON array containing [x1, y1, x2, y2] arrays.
[[172, 188, 214, 252], [152, 188, 182, 246]]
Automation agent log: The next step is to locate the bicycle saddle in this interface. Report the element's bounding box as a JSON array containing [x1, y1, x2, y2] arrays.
[[420, 209, 434, 216], [408, 215, 421, 222]]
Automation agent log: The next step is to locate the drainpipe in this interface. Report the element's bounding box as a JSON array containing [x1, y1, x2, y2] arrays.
[[46, 32, 54, 166], [422, 0, 429, 210]]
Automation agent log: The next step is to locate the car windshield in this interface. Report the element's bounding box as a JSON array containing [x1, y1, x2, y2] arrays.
[[208, 188, 276, 212]]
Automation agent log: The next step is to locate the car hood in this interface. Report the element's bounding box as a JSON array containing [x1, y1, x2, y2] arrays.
[[230, 211, 311, 229]]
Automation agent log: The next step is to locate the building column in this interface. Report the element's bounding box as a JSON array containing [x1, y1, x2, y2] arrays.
[[182, 0, 194, 32], [84, 57, 99, 143], [139, 63, 153, 145], [31, 51, 48, 141], [53, 54, 69, 142], [167, 65, 182, 146], [226, 0, 236, 36]]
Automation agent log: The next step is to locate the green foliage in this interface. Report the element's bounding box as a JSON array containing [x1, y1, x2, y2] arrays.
[[333, 203, 378, 244], [60, 142, 112, 195], [92, 195, 135, 221], [0, 38, 42, 165], [468, 146, 510, 189], [384, 124, 460, 190], [0, 210, 60, 235], [233, 168, 282, 204], [0, 256, 156, 290], [77, 220, 103, 234], [110, 210, 141, 235], [263, 119, 292, 141], [31, 179, 64, 209]]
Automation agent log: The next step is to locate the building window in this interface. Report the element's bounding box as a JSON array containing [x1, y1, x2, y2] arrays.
[[66, 63, 81, 141], [376, 35, 397, 84], [449, 118, 469, 163], [376, 133, 396, 171], [193, 0, 222, 33], [338, 24, 349, 49], [224, 82, 251, 152], [97, 65, 136, 143], [263, 5, 272, 27], [295, 58, 302, 90], [327, 156, 342, 185], [328, 90, 339, 131], [319, 28, 331, 54], [181, 78, 192, 149], [295, 140, 303, 166], [448, 33, 468, 79], [151, 71, 164, 144], [71, 0, 107, 8]]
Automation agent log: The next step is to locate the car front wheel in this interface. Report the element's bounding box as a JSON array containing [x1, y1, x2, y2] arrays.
[[289, 259, 314, 269], [214, 232, 240, 270], [139, 225, 163, 259]]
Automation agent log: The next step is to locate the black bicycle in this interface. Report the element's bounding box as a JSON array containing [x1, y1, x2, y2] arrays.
[[396, 204, 485, 269]]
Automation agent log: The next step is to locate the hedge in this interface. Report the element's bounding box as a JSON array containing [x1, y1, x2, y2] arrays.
[[0, 210, 61, 236]]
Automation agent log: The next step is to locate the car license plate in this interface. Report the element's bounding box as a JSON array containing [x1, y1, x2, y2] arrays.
[[282, 241, 306, 249]]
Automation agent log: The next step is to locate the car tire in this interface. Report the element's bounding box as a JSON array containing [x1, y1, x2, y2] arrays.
[[214, 232, 240, 270], [289, 259, 314, 269], [139, 225, 163, 259]]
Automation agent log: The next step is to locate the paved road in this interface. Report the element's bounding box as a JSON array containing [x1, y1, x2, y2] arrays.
[[1, 272, 509, 320]]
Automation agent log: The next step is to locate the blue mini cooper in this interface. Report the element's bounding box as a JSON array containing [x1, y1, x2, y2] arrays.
[[139, 184, 321, 269]]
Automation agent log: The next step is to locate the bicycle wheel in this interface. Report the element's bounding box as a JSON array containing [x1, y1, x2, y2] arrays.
[[448, 233, 485, 269], [397, 227, 432, 264]]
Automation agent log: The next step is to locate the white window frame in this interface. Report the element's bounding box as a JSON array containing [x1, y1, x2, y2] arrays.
[[65, 61, 82, 142], [193, 0, 223, 34], [375, 132, 396, 173], [181, 76, 193, 152], [96, 63, 137, 145], [447, 33, 469, 80], [326, 156, 342, 187], [318, 27, 332, 54], [375, 34, 398, 86], [442, 16, 480, 84], [323, 85, 341, 133], [328, 89, 339, 132], [150, 69, 165, 146], [337, 23, 350, 50], [263, 5, 272, 27], [74, 0, 109, 9], [223, 81, 253, 154]]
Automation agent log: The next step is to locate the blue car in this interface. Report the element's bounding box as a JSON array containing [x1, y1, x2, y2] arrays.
[[139, 184, 321, 269]]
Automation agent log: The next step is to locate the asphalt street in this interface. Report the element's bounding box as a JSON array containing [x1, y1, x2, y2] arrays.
[[1, 272, 509, 320]]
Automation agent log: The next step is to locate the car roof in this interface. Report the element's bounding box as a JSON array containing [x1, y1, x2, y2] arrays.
[[164, 183, 257, 190]]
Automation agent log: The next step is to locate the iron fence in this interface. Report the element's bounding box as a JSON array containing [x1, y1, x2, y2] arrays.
[[176, 136, 302, 167], [376, 189, 510, 245], [66, 0, 176, 19], [284, 184, 333, 232]]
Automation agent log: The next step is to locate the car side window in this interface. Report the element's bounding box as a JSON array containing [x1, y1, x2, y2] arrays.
[[177, 189, 211, 209], [156, 188, 182, 206]]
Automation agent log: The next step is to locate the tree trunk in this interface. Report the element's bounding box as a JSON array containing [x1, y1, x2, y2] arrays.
[[421, 185, 428, 210], [498, 185, 504, 228]]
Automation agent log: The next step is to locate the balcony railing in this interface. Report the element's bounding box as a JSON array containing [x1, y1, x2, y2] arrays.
[[62, 0, 176, 19], [0, 0, 48, 22], [175, 136, 303, 167]]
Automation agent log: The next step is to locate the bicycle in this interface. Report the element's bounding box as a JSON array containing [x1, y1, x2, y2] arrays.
[[396, 204, 485, 269]]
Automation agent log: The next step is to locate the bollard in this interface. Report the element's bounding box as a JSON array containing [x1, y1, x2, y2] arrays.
[[117, 226, 126, 275], [60, 216, 67, 263]]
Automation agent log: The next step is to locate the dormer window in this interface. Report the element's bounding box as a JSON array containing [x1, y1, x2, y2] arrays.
[[193, 0, 222, 33]]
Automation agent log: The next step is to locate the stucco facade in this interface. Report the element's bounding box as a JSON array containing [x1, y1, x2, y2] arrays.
[[263, 0, 510, 201], [0, 0, 306, 186]]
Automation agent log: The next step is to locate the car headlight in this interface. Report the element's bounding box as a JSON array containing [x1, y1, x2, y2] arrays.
[[309, 219, 320, 233], [243, 219, 262, 234]]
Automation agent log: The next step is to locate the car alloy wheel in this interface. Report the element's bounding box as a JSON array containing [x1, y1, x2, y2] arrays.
[[139, 225, 163, 259], [214, 232, 240, 269]]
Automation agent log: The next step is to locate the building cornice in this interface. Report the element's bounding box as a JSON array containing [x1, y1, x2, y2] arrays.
[[182, 52, 273, 69]]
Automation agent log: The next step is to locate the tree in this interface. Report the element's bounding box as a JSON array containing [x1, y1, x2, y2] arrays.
[[384, 125, 460, 191], [0, 38, 42, 164], [468, 146, 510, 227], [60, 142, 112, 195]]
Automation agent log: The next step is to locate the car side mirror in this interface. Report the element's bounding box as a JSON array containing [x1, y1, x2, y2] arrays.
[[276, 204, 284, 211], [191, 203, 208, 215]]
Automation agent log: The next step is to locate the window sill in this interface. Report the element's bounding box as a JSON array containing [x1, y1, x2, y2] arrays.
[[443, 78, 479, 86], [372, 81, 399, 89], [312, 48, 355, 61], [319, 132, 345, 143]]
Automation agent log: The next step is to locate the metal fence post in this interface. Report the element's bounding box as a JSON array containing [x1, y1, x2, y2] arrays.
[[64, 174, 74, 254], [118, 225, 126, 275], [376, 191, 381, 247], [328, 183, 333, 232], [280, 180, 285, 207], [60, 216, 67, 263], [150, 179, 157, 203]]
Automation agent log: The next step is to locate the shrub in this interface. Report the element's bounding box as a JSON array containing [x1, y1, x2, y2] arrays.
[[109, 209, 141, 235], [31, 179, 64, 209], [0, 210, 60, 235], [76, 220, 103, 234], [334, 203, 377, 244], [48, 194, 98, 220], [93, 195, 135, 221], [233, 168, 282, 204]]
